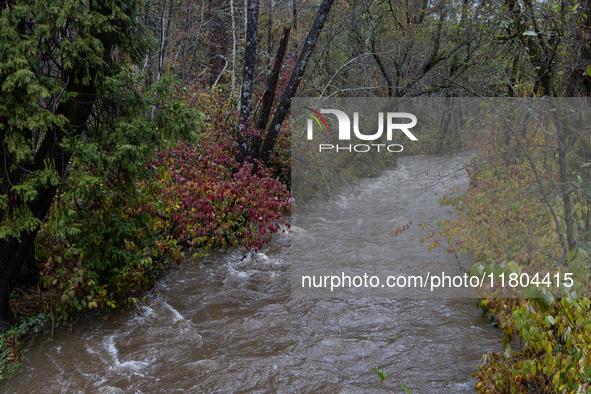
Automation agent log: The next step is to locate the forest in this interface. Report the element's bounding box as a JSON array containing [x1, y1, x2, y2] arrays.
[[0, 0, 590, 392]]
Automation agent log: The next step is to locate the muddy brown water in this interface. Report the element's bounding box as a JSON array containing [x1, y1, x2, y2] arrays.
[[3, 153, 503, 394]]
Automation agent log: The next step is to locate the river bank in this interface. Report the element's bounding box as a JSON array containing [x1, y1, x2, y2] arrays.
[[3, 152, 504, 393]]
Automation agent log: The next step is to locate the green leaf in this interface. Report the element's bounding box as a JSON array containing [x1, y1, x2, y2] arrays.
[[399, 383, 414, 394], [523, 30, 537, 36], [470, 262, 483, 277], [566, 247, 577, 262], [506, 261, 520, 275], [371, 368, 386, 382]]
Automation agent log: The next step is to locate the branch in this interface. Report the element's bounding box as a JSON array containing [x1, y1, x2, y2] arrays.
[[257, 0, 336, 164]]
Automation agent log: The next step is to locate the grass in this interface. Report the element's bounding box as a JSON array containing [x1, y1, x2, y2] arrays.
[[0, 334, 22, 382], [0, 288, 57, 383]]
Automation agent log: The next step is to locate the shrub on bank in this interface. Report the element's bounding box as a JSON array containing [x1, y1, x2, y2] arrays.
[[1, 88, 291, 383], [426, 143, 591, 392]]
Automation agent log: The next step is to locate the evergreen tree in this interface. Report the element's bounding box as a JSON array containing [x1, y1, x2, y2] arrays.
[[0, 0, 197, 330]]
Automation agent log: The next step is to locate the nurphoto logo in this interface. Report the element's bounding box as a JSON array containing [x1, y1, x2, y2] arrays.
[[304, 107, 418, 153]]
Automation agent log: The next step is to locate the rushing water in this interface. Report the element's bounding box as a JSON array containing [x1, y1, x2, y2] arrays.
[[3, 153, 502, 394]]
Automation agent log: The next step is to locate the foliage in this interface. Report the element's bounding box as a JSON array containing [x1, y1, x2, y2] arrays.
[[30, 70, 200, 319], [371, 368, 414, 394], [31, 82, 289, 321], [413, 117, 591, 392], [372, 367, 387, 383], [473, 298, 591, 393], [149, 141, 290, 253], [2, 81, 290, 382], [0, 0, 200, 336], [0, 335, 20, 382], [0, 309, 58, 383], [0, 0, 153, 240]]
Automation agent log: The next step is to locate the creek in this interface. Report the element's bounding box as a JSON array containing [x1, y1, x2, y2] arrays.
[[3, 153, 502, 394]]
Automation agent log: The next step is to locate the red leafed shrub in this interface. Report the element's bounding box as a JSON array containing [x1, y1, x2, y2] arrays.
[[148, 141, 290, 252]]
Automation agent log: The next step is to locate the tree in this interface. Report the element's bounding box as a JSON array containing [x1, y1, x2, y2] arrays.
[[493, 0, 591, 253], [0, 0, 196, 331], [236, 0, 336, 166]]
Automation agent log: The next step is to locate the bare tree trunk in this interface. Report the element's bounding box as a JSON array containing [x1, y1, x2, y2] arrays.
[[257, 0, 335, 164], [209, 0, 229, 86], [230, 0, 237, 98], [554, 109, 577, 253], [292, 0, 297, 29], [256, 26, 290, 131], [236, 0, 261, 163], [512, 125, 569, 259], [157, 0, 170, 83], [181, 0, 193, 85], [239, 26, 291, 172], [0, 234, 36, 331], [266, 0, 273, 55]]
